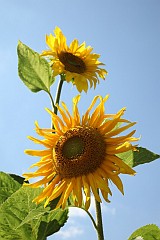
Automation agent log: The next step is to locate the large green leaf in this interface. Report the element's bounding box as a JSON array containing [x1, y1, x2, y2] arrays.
[[117, 147, 159, 168], [128, 224, 160, 240], [0, 172, 21, 205], [17, 41, 54, 93], [0, 186, 68, 240], [9, 173, 28, 185]]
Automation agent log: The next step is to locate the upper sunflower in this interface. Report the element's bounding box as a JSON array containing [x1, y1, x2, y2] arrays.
[[23, 95, 139, 210], [41, 27, 108, 92]]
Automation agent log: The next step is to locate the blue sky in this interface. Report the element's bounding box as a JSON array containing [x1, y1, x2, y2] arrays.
[[0, 1, 160, 239]]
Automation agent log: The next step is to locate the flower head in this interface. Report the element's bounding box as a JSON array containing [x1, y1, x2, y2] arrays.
[[41, 27, 107, 92], [23, 95, 138, 210]]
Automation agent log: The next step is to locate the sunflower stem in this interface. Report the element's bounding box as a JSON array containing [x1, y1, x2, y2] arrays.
[[54, 74, 65, 115], [95, 197, 105, 240], [70, 206, 97, 231], [49, 74, 64, 129], [48, 91, 56, 113], [82, 208, 98, 231]]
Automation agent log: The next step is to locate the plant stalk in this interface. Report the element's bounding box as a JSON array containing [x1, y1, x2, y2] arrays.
[[95, 197, 105, 240], [54, 74, 64, 115], [48, 74, 64, 129], [48, 91, 56, 113]]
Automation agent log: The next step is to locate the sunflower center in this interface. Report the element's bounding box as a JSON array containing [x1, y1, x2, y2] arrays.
[[62, 136, 84, 159], [58, 52, 86, 74], [54, 126, 106, 178]]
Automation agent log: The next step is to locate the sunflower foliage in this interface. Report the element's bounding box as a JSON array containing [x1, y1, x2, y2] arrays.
[[0, 172, 68, 240], [128, 224, 160, 240], [1, 28, 159, 240], [117, 147, 160, 168], [17, 41, 54, 93]]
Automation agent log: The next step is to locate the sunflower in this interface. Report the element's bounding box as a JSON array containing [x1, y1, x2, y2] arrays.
[[23, 95, 138, 210], [41, 27, 108, 92]]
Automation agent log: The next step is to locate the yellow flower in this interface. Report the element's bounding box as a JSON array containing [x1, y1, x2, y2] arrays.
[[41, 27, 108, 92], [23, 95, 138, 210]]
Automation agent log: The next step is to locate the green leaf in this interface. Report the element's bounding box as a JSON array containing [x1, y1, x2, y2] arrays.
[[0, 186, 68, 240], [0, 172, 21, 205], [9, 173, 28, 185], [128, 224, 160, 240], [17, 41, 54, 93], [117, 147, 160, 168], [36, 207, 68, 238]]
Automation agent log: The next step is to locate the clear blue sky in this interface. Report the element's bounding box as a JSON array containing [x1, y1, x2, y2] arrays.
[[0, 1, 160, 239]]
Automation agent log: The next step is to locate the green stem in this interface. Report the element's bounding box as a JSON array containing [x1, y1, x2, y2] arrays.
[[48, 91, 56, 113], [95, 197, 105, 240], [69, 206, 97, 232], [48, 74, 64, 129], [82, 208, 98, 231], [54, 74, 64, 115]]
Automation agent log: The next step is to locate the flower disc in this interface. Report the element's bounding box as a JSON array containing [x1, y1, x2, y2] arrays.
[[54, 127, 106, 178], [58, 52, 86, 74]]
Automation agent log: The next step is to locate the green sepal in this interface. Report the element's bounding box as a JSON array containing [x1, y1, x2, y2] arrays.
[[117, 147, 160, 168], [17, 41, 54, 93], [128, 224, 160, 240]]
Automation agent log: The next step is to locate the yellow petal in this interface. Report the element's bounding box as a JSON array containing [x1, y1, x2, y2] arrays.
[[87, 173, 101, 202]]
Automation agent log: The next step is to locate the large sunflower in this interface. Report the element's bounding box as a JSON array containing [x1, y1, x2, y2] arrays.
[[41, 27, 107, 92], [23, 95, 138, 210]]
